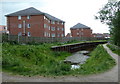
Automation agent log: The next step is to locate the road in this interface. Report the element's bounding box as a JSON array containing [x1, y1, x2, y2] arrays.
[[2, 44, 119, 82]]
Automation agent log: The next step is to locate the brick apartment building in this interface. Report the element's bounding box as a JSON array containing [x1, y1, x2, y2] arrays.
[[0, 25, 9, 34], [70, 23, 93, 37], [6, 7, 65, 37], [93, 33, 110, 38]]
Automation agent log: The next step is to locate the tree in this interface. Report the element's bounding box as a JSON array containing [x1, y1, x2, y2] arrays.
[[95, 0, 120, 46]]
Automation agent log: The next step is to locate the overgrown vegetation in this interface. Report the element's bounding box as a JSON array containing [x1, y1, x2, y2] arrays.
[[107, 44, 120, 56], [2, 43, 116, 76], [95, 1, 120, 46], [2, 42, 71, 76]]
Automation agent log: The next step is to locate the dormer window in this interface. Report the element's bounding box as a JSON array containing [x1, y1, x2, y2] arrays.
[[18, 16, 21, 20], [27, 15, 30, 19]]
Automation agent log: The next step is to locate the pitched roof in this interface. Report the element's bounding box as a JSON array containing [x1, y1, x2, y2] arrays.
[[44, 13, 64, 22], [5, 7, 65, 22], [70, 23, 90, 29]]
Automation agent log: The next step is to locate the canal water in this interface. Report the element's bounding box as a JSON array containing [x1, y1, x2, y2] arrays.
[[64, 45, 97, 70]]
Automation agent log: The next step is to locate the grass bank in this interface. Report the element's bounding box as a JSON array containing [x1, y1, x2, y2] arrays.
[[2, 42, 71, 76], [74, 45, 116, 75], [107, 44, 120, 56], [2, 42, 116, 76]]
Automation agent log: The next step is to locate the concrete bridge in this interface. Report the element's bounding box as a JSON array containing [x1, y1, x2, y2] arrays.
[[51, 41, 107, 53]]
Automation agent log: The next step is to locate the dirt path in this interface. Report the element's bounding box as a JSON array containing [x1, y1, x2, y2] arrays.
[[2, 44, 119, 82]]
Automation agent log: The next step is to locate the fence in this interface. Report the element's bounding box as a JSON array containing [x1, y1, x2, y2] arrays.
[[2, 34, 106, 43]]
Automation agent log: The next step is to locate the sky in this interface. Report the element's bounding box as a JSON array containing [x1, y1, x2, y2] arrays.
[[0, 0, 110, 35]]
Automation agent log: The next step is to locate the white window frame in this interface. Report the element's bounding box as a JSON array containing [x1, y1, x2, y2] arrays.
[[18, 24, 22, 28], [18, 16, 21, 20], [57, 34, 60, 37], [48, 20, 50, 23], [51, 27, 55, 31], [61, 34, 64, 37], [28, 32, 31, 37], [44, 24, 47, 28], [27, 24, 31, 28], [77, 32, 79, 35], [49, 26, 50, 30], [27, 15, 30, 19], [51, 33, 55, 37]]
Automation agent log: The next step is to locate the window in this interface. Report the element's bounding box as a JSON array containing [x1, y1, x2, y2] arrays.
[[48, 20, 50, 23], [81, 28, 83, 31], [44, 16, 46, 19], [44, 32, 47, 37], [47, 32, 49, 37], [28, 32, 31, 37], [57, 34, 60, 37], [18, 24, 22, 28], [18, 16, 21, 20], [57, 28, 60, 31], [18, 32, 22, 36], [51, 33, 55, 37], [61, 34, 64, 37], [49, 26, 50, 30], [27, 15, 30, 19], [61, 22, 64, 25], [51, 27, 55, 31], [4, 27, 6, 29], [44, 24, 47, 28], [27, 24, 30, 28], [62, 28, 64, 31], [49, 33, 50, 37], [51, 21, 55, 24]]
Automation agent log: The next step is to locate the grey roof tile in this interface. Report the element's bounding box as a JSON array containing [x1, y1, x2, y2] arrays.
[[5, 7, 44, 16], [70, 23, 90, 29], [5, 7, 65, 22]]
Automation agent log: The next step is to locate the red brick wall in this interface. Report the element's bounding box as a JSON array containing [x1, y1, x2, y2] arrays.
[[7, 15, 65, 37], [50, 21, 65, 38], [7, 15, 44, 37], [70, 28, 93, 37]]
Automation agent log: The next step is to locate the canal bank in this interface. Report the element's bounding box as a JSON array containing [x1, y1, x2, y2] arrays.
[[2, 44, 118, 82]]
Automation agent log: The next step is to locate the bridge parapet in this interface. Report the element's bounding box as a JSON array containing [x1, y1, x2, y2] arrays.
[[51, 41, 107, 53]]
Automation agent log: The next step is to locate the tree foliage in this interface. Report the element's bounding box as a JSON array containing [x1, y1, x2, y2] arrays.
[[95, 0, 120, 46]]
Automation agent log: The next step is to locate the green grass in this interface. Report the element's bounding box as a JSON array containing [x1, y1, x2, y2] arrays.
[[2, 42, 116, 76], [2, 42, 71, 76], [107, 44, 120, 56], [76, 45, 116, 74]]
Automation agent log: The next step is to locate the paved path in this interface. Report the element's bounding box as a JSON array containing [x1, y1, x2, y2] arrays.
[[2, 44, 119, 82]]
